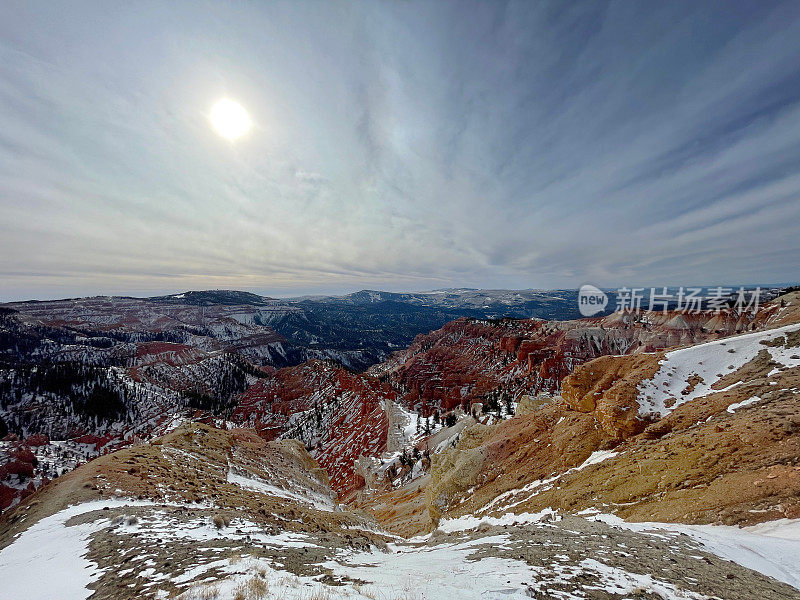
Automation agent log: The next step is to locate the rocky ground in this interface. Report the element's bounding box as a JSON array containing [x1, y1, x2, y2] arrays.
[[2, 485, 800, 599], [0, 418, 798, 599]]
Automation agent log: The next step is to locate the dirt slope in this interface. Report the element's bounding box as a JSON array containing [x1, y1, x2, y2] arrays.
[[0, 423, 385, 553]]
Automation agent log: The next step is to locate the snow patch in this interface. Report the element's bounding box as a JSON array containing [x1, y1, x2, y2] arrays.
[[727, 395, 761, 413], [589, 514, 800, 590], [637, 323, 800, 419], [225, 469, 335, 512], [0, 499, 162, 600], [438, 508, 560, 533]]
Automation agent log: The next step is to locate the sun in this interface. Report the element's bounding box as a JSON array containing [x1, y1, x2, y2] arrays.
[[209, 98, 251, 141]]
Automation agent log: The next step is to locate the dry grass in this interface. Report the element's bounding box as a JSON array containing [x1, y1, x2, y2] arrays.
[[198, 587, 219, 600], [232, 575, 269, 600], [178, 584, 219, 600], [247, 577, 268, 599], [353, 583, 377, 599]]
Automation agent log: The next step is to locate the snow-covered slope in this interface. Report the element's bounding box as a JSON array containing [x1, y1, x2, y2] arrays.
[[3, 497, 799, 600], [637, 323, 800, 418]]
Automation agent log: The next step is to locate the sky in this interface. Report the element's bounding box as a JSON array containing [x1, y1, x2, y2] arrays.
[[1, 1, 799, 301]]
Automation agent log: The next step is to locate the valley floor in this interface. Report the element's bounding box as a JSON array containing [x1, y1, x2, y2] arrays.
[[1, 498, 800, 600]]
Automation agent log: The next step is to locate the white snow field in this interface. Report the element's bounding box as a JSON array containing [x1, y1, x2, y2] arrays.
[[589, 513, 800, 590], [0, 500, 159, 600], [637, 323, 800, 418], [2, 499, 800, 600]]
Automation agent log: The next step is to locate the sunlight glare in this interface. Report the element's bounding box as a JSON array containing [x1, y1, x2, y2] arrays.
[[209, 98, 251, 141]]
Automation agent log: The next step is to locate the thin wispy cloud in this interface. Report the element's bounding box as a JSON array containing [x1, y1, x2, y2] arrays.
[[0, 0, 799, 300]]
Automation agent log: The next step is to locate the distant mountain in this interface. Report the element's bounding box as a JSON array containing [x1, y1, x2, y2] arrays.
[[150, 290, 276, 306], [1, 287, 783, 376], [4, 288, 598, 374], [276, 288, 599, 368], [290, 288, 589, 320]]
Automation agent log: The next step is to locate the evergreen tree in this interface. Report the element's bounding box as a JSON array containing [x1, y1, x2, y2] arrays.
[[505, 394, 515, 416]]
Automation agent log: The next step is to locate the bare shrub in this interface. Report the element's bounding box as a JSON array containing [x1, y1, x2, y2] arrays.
[[247, 577, 268, 599], [178, 584, 219, 600], [211, 514, 230, 529]]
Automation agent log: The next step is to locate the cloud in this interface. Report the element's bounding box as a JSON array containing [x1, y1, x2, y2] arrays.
[[0, 0, 799, 300]]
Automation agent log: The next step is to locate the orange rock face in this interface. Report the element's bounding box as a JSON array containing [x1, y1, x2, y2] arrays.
[[561, 353, 664, 439]]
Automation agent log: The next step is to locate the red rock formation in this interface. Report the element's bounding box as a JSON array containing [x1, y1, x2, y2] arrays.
[[232, 360, 392, 499], [376, 304, 788, 416]]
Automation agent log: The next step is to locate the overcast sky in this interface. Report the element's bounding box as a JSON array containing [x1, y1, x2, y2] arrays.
[[1, 1, 799, 301]]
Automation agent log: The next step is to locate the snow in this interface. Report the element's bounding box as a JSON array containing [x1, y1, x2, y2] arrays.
[[575, 558, 710, 600], [155, 414, 189, 435], [575, 449, 619, 470], [180, 526, 719, 600], [0, 497, 325, 600], [637, 323, 800, 418], [476, 450, 618, 515], [394, 401, 442, 446], [589, 514, 800, 590], [170, 559, 230, 584], [401, 406, 420, 440], [476, 477, 560, 515], [225, 469, 335, 511], [322, 544, 538, 600], [7, 497, 800, 599], [438, 508, 560, 533], [0, 499, 160, 600], [746, 518, 800, 540], [727, 395, 761, 413], [120, 510, 316, 547]]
